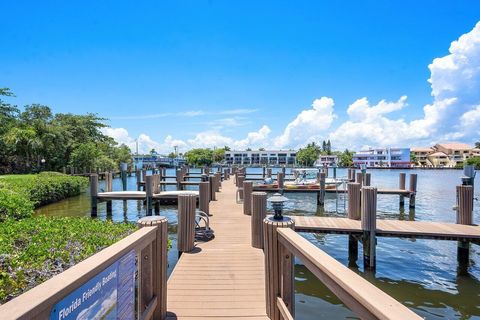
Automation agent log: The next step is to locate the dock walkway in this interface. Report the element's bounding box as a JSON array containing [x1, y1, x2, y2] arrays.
[[294, 216, 480, 242], [166, 179, 269, 319]]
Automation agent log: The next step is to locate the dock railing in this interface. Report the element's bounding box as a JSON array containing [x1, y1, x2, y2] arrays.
[[263, 218, 422, 320], [0, 217, 168, 320]]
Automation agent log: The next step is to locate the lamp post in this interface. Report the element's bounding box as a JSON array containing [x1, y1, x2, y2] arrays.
[[267, 193, 289, 220], [40, 158, 46, 172]]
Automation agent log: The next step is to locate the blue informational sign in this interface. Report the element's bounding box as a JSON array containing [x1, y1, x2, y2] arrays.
[[50, 250, 136, 320]]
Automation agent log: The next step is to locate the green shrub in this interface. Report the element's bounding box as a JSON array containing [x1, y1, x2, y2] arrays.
[[0, 189, 34, 220], [0, 216, 137, 303], [0, 173, 88, 209]]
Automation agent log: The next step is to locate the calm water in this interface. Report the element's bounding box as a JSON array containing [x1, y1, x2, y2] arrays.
[[35, 168, 480, 319]]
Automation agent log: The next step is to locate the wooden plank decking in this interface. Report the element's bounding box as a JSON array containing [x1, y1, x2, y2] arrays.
[[294, 216, 480, 242], [166, 179, 269, 319]]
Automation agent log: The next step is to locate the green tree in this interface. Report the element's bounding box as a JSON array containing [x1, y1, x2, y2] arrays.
[[168, 152, 176, 158], [96, 155, 117, 171], [338, 149, 354, 167], [69, 143, 100, 170], [475, 141, 480, 149], [326, 140, 332, 155], [184, 148, 214, 166], [296, 143, 321, 166], [410, 153, 418, 165], [466, 157, 480, 169], [213, 148, 226, 162], [259, 147, 265, 151], [224, 146, 231, 151]]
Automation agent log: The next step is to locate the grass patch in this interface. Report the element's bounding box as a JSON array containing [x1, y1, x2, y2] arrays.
[[0, 216, 137, 303], [0, 172, 88, 220]]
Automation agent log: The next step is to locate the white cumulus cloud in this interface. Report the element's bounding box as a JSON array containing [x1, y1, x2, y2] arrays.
[[274, 97, 336, 148]]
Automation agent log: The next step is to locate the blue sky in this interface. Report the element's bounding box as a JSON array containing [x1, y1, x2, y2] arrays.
[[2, 1, 480, 153]]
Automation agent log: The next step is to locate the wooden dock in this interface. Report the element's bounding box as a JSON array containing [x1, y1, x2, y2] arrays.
[[166, 178, 268, 319], [293, 216, 480, 242]]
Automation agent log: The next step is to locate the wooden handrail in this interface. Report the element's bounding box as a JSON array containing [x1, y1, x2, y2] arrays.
[[277, 228, 422, 320], [0, 226, 159, 319], [276, 297, 294, 320]]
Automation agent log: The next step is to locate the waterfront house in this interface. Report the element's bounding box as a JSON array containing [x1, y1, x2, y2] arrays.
[[410, 142, 479, 167], [315, 155, 338, 167], [353, 148, 410, 168], [427, 151, 449, 167], [411, 147, 434, 167], [224, 150, 297, 166]]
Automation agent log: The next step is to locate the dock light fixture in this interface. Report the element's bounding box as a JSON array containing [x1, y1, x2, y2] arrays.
[[268, 193, 289, 220]]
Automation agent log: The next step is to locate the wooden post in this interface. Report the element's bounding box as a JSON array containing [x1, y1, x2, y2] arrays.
[[263, 216, 295, 320], [364, 172, 371, 186], [136, 170, 142, 191], [243, 181, 253, 215], [251, 192, 267, 248], [142, 170, 147, 183], [267, 168, 272, 179], [317, 172, 326, 206], [399, 173, 406, 206], [237, 175, 245, 201], [281, 166, 286, 175], [209, 175, 216, 201], [137, 216, 168, 320], [457, 185, 474, 269], [90, 174, 98, 217], [215, 172, 222, 191], [351, 169, 356, 182], [347, 182, 361, 220], [361, 187, 377, 270], [153, 174, 160, 213], [106, 172, 113, 215], [177, 194, 196, 254], [409, 173, 417, 208], [262, 166, 266, 178], [121, 168, 127, 191], [356, 172, 363, 187], [145, 175, 153, 216], [223, 168, 229, 180], [199, 181, 210, 216], [176, 169, 183, 190], [277, 172, 284, 189]]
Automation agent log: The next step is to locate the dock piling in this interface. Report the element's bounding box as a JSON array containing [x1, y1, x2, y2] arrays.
[[209, 175, 216, 201], [267, 168, 272, 179], [137, 216, 168, 320], [263, 216, 295, 320], [177, 194, 196, 254], [215, 172, 222, 191], [237, 175, 245, 201], [145, 175, 153, 216], [251, 192, 267, 248], [199, 181, 210, 215], [277, 172, 284, 189], [317, 172, 326, 205], [361, 187, 377, 270], [106, 172, 113, 215], [347, 182, 361, 220], [364, 172, 371, 186], [457, 185, 474, 270], [356, 172, 363, 187], [399, 173, 406, 206], [243, 181, 253, 215], [409, 174, 418, 208], [90, 174, 98, 217]]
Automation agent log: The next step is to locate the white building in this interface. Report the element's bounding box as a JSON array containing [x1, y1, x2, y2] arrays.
[[353, 148, 410, 168], [315, 155, 338, 167], [224, 150, 297, 165]]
